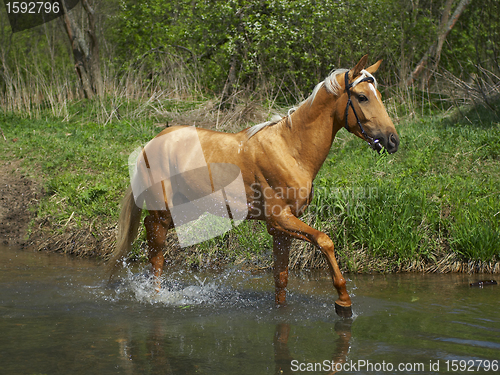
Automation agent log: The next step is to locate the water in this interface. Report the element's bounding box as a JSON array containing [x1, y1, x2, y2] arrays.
[[1, 245, 499, 375]]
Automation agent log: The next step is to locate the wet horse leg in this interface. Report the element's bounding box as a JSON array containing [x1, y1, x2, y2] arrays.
[[268, 209, 352, 317], [144, 210, 173, 290], [271, 230, 292, 305]]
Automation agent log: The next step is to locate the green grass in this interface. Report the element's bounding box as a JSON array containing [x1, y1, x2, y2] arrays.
[[0, 110, 157, 227], [309, 105, 500, 265], [0, 99, 499, 268]]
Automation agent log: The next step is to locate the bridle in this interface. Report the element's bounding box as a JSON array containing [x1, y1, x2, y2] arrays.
[[343, 71, 382, 151]]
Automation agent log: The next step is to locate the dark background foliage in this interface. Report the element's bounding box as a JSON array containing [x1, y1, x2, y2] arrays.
[[0, 0, 498, 108]]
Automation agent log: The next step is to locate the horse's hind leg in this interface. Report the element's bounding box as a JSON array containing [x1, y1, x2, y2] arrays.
[[271, 230, 292, 306], [144, 210, 173, 289]]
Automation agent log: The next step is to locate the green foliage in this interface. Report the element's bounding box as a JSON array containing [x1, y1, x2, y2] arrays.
[[1, 0, 498, 117], [232, 221, 272, 257], [450, 203, 500, 260], [109, 0, 474, 99], [444, 0, 500, 77]]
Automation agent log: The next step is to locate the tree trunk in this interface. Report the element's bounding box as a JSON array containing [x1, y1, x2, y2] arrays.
[[82, 0, 103, 97], [219, 4, 246, 110], [406, 0, 471, 87], [0, 16, 14, 108], [60, 0, 102, 98], [220, 54, 238, 110]]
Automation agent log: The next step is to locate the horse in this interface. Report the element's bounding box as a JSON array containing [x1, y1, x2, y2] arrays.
[[108, 55, 399, 318]]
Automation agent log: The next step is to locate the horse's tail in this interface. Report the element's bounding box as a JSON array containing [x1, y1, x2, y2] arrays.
[[108, 186, 142, 278]]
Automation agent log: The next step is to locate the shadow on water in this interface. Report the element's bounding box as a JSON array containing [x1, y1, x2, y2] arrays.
[[1, 244, 499, 375]]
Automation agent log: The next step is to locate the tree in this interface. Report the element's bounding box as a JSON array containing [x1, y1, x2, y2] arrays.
[[60, 0, 102, 98], [406, 0, 472, 88]]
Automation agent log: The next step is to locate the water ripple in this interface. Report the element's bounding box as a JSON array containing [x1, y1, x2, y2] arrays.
[[435, 337, 500, 350]]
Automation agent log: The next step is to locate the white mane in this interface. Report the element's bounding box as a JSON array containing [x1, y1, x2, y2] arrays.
[[245, 114, 283, 139], [246, 68, 377, 139]]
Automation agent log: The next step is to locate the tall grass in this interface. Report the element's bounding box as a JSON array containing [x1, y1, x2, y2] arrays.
[[0, 47, 200, 124]]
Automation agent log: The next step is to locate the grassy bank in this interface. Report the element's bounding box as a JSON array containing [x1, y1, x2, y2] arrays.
[[0, 100, 499, 272], [298, 105, 500, 272]]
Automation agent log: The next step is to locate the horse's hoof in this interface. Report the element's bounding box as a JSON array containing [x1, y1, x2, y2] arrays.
[[335, 302, 353, 318]]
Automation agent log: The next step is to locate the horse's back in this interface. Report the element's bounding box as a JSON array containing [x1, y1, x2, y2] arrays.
[[155, 125, 246, 163]]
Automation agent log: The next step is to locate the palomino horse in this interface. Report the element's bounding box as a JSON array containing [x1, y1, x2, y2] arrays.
[[109, 55, 399, 318]]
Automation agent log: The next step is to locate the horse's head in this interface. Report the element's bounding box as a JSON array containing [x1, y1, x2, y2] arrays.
[[341, 55, 399, 154]]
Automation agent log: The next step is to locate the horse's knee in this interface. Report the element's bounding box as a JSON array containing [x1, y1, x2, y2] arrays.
[[316, 232, 335, 253], [144, 214, 168, 241]]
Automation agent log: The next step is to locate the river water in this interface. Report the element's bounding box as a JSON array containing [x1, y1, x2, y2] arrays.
[[0, 245, 499, 374]]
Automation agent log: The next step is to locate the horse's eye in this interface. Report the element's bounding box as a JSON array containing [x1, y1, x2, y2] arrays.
[[358, 94, 368, 103]]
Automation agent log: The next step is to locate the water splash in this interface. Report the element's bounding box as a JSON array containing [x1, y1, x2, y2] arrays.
[[98, 265, 351, 323], [104, 265, 253, 307]]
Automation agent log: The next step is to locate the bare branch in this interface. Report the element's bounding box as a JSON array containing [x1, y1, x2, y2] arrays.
[[406, 0, 472, 87]]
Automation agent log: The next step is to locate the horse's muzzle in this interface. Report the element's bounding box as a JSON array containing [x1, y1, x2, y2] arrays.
[[373, 132, 399, 154]]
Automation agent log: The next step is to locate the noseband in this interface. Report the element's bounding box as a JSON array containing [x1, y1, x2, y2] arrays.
[[344, 71, 381, 149]]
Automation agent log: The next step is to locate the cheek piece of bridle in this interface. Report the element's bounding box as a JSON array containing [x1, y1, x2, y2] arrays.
[[344, 71, 382, 151]]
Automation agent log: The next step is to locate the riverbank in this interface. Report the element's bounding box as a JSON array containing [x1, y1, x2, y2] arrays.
[[0, 160, 38, 246], [0, 100, 499, 273]]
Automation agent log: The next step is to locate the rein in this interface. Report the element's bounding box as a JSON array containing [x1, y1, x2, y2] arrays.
[[343, 71, 380, 148]]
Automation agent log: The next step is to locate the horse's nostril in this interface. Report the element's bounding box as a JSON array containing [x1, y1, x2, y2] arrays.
[[386, 133, 399, 153]]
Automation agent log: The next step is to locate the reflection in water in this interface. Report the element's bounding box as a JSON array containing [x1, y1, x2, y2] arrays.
[[273, 320, 352, 375], [273, 323, 293, 374], [1, 246, 499, 375], [116, 320, 178, 375], [113, 318, 353, 375], [328, 320, 353, 374]]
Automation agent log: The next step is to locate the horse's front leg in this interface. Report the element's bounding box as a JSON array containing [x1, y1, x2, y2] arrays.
[[268, 208, 352, 318], [270, 229, 292, 306]]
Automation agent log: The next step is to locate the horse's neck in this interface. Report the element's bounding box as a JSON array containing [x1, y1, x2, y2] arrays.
[[284, 87, 342, 179]]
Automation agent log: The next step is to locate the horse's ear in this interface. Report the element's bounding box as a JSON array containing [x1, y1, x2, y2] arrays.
[[349, 54, 369, 80], [365, 59, 382, 74]]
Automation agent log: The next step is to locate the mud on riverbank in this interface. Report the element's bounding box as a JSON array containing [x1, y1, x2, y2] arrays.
[[0, 161, 38, 246], [0, 160, 114, 258]]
